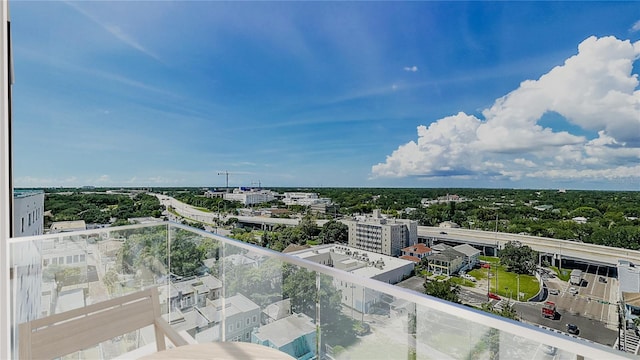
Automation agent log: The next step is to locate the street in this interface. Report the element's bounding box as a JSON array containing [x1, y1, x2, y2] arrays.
[[514, 302, 618, 347]]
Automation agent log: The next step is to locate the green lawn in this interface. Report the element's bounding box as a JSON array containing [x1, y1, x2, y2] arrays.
[[469, 257, 540, 301], [450, 276, 476, 288]]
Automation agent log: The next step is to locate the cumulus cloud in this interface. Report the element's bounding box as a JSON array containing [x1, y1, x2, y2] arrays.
[[403, 66, 418, 72], [372, 36, 640, 185]]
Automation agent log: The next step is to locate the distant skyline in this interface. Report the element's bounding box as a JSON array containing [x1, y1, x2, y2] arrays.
[[10, 2, 640, 190]]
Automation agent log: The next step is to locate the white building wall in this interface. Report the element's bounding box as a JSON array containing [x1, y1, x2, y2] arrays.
[[346, 215, 417, 257], [11, 191, 45, 336], [13, 190, 44, 237]]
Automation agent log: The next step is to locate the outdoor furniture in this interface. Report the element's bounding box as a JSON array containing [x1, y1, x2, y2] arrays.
[[18, 286, 188, 360]]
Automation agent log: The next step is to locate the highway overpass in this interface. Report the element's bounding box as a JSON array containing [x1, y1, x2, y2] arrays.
[[418, 227, 640, 267], [235, 216, 639, 267], [153, 194, 639, 268]]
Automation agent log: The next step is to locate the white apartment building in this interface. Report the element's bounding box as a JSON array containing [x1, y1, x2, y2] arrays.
[[289, 244, 414, 314], [13, 189, 44, 237], [11, 190, 45, 328], [344, 209, 417, 257], [223, 188, 276, 206], [282, 192, 331, 206]]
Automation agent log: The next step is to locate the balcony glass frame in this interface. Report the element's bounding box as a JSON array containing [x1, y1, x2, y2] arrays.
[[7, 222, 634, 359]]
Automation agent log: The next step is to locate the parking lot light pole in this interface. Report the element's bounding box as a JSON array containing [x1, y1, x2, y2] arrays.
[[517, 274, 520, 301], [486, 264, 490, 302]]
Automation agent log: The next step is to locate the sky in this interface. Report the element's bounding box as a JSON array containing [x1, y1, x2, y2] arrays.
[[10, 1, 640, 190]]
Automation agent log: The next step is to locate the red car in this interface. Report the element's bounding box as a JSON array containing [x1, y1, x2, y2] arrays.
[[488, 292, 501, 300]]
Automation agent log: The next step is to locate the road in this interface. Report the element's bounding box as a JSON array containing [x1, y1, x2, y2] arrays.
[[514, 302, 618, 347]]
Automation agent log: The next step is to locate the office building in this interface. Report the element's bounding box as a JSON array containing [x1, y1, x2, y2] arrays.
[[344, 209, 417, 256], [224, 188, 276, 206]]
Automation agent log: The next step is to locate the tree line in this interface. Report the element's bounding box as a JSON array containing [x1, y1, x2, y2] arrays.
[[44, 192, 164, 226]]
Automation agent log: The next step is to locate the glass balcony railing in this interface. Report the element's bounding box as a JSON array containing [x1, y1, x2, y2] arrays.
[[8, 222, 634, 359]]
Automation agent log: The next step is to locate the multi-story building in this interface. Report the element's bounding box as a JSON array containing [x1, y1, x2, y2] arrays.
[[344, 209, 417, 257], [11, 190, 45, 328], [210, 293, 261, 342], [289, 244, 414, 314], [169, 275, 223, 312], [13, 189, 44, 237], [428, 244, 465, 275], [223, 188, 276, 206], [282, 192, 331, 206], [165, 292, 260, 343], [421, 194, 467, 207], [453, 243, 481, 272]]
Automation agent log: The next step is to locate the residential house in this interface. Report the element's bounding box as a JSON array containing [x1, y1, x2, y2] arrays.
[[252, 313, 316, 360], [453, 244, 481, 272]]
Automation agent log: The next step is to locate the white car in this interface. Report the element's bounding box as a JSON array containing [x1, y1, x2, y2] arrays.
[[461, 274, 477, 282], [569, 287, 578, 295]]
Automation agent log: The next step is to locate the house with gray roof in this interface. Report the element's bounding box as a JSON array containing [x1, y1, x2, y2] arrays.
[[453, 244, 481, 272], [428, 244, 465, 275], [252, 313, 316, 360]]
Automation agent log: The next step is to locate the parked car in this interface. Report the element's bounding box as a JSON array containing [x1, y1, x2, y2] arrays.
[[354, 322, 370, 336], [488, 292, 501, 300], [462, 274, 477, 282], [541, 345, 557, 355], [599, 276, 607, 283], [548, 288, 559, 295], [569, 287, 578, 295], [566, 323, 579, 335]]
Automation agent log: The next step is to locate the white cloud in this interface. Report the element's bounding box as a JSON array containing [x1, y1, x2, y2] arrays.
[[403, 66, 418, 72], [372, 36, 640, 185], [631, 20, 640, 33], [514, 158, 536, 168], [95, 175, 111, 183], [14, 176, 80, 187]]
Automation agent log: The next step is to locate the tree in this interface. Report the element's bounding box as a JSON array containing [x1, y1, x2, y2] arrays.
[[299, 215, 320, 241], [424, 279, 460, 303], [170, 238, 204, 277], [498, 241, 537, 274], [481, 302, 518, 320], [283, 266, 355, 347], [319, 220, 348, 244], [416, 256, 430, 275]]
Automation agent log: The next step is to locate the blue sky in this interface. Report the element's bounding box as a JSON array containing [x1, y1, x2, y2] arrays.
[[10, 1, 640, 190]]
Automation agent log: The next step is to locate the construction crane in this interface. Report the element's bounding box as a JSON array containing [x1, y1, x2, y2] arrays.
[[217, 171, 232, 192], [251, 180, 261, 190]]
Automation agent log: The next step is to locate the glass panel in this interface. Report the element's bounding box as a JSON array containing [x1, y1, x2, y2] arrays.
[[10, 223, 631, 359], [166, 226, 223, 342], [10, 224, 171, 359]]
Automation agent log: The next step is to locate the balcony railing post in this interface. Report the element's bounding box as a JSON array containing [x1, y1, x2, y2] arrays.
[[0, 1, 12, 358]]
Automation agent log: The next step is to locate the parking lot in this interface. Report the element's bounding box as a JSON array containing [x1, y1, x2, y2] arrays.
[[544, 264, 617, 326]]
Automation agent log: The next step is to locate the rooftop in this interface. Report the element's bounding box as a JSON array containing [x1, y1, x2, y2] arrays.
[[253, 313, 315, 348]]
